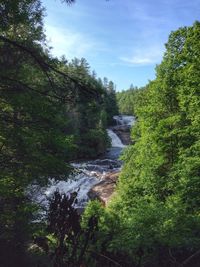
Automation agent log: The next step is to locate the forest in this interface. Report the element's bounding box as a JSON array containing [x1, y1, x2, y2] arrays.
[[0, 0, 200, 267]]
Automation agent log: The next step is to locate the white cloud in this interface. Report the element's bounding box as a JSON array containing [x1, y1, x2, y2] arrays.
[[45, 25, 98, 59], [120, 56, 154, 65], [119, 45, 165, 66]]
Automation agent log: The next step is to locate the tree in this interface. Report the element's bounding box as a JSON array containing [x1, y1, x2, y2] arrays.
[[0, 3, 77, 267], [0, 0, 44, 42], [105, 21, 200, 267], [116, 85, 146, 116], [103, 78, 118, 125], [0, 1, 109, 265]]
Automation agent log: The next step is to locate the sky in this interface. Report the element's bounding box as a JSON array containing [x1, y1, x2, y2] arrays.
[[42, 0, 200, 91]]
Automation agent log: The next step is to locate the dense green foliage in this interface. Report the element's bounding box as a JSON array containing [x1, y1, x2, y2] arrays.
[[0, 1, 117, 266], [36, 191, 99, 267], [1, 1, 200, 267], [116, 85, 146, 116], [53, 57, 115, 159], [103, 78, 119, 124], [91, 21, 200, 267]]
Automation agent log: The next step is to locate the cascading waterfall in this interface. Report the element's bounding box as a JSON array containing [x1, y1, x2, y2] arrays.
[[113, 115, 135, 126], [107, 129, 125, 148], [32, 115, 134, 209]]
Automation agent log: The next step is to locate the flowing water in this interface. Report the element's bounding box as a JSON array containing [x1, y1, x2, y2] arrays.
[[107, 129, 125, 148], [31, 115, 134, 209], [113, 115, 135, 126]]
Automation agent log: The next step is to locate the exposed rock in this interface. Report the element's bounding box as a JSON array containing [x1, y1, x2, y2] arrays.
[[88, 171, 119, 205], [111, 125, 132, 145], [87, 117, 134, 206]]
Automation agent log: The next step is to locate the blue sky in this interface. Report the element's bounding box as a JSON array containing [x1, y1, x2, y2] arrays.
[[42, 0, 200, 91]]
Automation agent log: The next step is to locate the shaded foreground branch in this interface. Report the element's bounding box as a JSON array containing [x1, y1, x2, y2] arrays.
[[0, 35, 101, 99]]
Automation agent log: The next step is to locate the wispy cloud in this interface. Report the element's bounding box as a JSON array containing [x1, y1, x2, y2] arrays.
[[119, 45, 164, 66], [120, 56, 154, 65], [45, 25, 100, 59]]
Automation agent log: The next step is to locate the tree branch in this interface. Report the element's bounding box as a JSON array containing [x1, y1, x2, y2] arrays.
[[182, 249, 200, 266], [0, 35, 101, 99]]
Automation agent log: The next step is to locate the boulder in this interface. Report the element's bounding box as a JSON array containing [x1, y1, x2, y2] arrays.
[[88, 171, 119, 206]]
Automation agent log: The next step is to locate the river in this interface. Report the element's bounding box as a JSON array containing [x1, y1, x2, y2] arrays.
[[31, 115, 134, 209]]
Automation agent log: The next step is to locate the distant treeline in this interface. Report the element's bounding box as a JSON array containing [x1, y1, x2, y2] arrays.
[[116, 85, 146, 116]]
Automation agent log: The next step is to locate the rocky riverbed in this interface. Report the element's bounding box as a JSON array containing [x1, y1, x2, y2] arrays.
[[87, 115, 134, 205], [33, 115, 134, 208]]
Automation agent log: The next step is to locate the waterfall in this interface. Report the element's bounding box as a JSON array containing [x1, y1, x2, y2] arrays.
[[113, 115, 135, 126], [107, 129, 125, 148], [31, 115, 134, 209]]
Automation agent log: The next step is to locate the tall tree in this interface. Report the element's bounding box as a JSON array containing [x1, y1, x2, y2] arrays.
[[103, 78, 119, 124], [0, 1, 87, 265], [106, 21, 200, 267]]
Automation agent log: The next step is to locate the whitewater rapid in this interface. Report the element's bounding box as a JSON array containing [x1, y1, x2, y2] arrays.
[[31, 115, 134, 208]]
